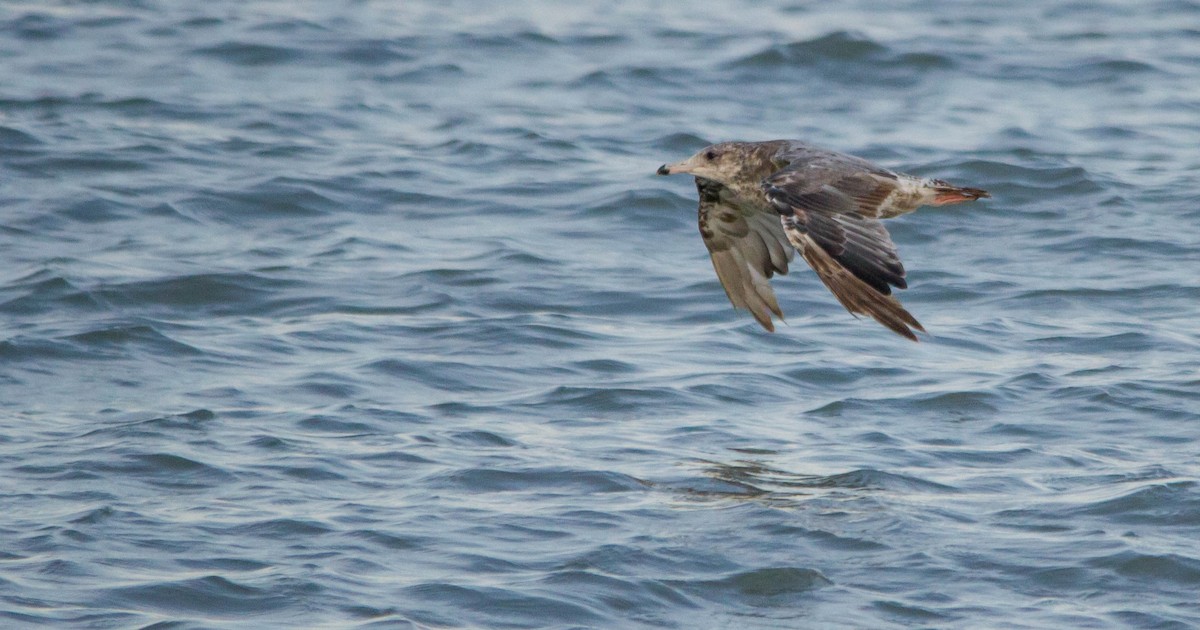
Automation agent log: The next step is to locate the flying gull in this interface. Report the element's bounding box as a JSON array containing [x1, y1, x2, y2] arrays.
[[657, 140, 989, 340]]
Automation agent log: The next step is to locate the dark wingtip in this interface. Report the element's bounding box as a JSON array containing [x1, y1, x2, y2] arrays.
[[656, 164, 670, 175]]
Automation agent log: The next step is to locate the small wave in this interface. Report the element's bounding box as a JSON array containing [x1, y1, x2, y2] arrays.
[[668, 474, 769, 498], [176, 557, 272, 572], [568, 358, 639, 375], [999, 56, 1164, 85], [0, 125, 42, 146], [946, 160, 1096, 188], [538, 385, 693, 410], [1055, 235, 1196, 259], [1027, 330, 1163, 354], [690, 461, 957, 498], [456, 30, 559, 49], [809, 469, 958, 493], [403, 582, 602, 628], [58, 197, 138, 223], [202, 518, 334, 539], [385, 62, 465, 83], [13, 154, 147, 175], [648, 132, 711, 153], [1085, 58, 1159, 74], [276, 465, 348, 482], [296, 414, 380, 434], [396, 266, 503, 289], [64, 324, 204, 358], [337, 38, 416, 65], [42, 452, 238, 489], [4, 12, 72, 40], [725, 31, 955, 85], [247, 19, 329, 35], [784, 364, 908, 387], [430, 466, 648, 494], [809, 389, 1003, 418], [0, 94, 173, 117], [1090, 550, 1200, 585], [179, 178, 340, 222], [195, 41, 303, 66], [346, 529, 427, 551], [674, 566, 831, 601], [292, 377, 362, 401], [447, 430, 520, 447], [730, 31, 887, 67], [92, 272, 297, 317], [1067, 480, 1200, 526], [872, 599, 949, 624], [363, 357, 521, 394], [0, 275, 105, 317], [66, 506, 120, 526], [761, 523, 890, 551], [570, 65, 686, 90], [102, 576, 291, 616], [539, 569, 697, 613]]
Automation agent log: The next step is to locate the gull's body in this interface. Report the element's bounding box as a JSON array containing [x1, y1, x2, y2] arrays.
[[657, 140, 989, 340]]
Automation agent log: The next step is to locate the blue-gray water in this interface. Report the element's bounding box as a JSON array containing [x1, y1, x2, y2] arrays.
[[2, 1, 1199, 628]]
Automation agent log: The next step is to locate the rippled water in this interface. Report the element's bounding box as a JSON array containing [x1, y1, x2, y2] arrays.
[[2, 1, 1199, 628]]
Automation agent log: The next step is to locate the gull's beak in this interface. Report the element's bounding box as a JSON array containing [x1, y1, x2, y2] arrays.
[[656, 159, 692, 176]]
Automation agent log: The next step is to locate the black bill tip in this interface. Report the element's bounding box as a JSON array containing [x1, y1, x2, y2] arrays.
[[656, 164, 670, 175]]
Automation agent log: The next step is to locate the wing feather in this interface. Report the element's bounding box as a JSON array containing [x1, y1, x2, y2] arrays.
[[748, 210, 792, 271], [696, 178, 794, 331], [761, 145, 923, 340], [781, 217, 924, 341]]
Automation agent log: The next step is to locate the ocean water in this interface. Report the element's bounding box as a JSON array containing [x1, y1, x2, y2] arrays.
[[2, 1, 1199, 627]]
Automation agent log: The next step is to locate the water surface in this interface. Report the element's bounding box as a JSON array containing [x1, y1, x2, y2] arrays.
[[2, 1, 1200, 627]]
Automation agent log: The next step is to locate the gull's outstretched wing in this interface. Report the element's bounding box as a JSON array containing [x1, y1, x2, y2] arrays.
[[762, 149, 924, 340], [695, 177, 794, 331], [782, 216, 924, 341]]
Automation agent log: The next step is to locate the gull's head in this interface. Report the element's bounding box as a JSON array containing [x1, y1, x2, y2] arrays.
[[656, 142, 744, 184]]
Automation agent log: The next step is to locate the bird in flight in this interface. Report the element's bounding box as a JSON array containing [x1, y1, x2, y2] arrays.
[[657, 140, 989, 341]]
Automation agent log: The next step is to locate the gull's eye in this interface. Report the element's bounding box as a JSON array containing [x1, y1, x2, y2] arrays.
[[705, 150, 717, 160]]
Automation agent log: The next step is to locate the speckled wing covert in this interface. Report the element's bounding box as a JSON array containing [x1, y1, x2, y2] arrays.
[[695, 177, 794, 331], [762, 147, 924, 340]]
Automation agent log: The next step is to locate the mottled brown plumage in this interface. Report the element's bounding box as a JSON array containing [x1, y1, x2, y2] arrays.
[[657, 140, 989, 340]]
